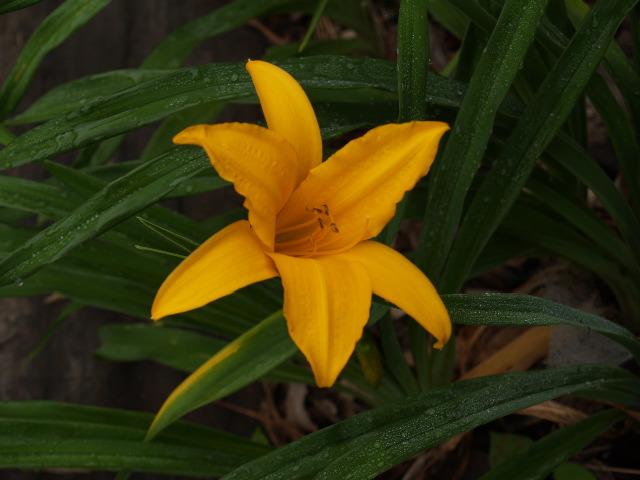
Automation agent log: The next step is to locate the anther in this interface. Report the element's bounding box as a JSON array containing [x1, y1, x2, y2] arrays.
[[321, 204, 330, 215], [317, 218, 325, 229], [329, 223, 339, 233]]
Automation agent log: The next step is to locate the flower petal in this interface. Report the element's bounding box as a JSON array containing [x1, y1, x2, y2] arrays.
[[269, 252, 372, 387], [173, 123, 298, 249], [152, 220, 278, 320], [337, 241, 451, 348], [247, 60, 322, 185], [277, 122, 449, 250]]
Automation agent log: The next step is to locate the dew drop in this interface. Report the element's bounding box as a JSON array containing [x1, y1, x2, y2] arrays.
[[230, 73, 239, 82], [14, 278, 24, 287]]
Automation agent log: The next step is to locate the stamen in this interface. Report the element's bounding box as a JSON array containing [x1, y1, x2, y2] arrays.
[[275, 216, 317, 235], [307, 232, 366, 256], [274, 203, 346, 256]]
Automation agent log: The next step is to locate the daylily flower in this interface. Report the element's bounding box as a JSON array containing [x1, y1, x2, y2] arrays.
[[152, 60, 451, 387]]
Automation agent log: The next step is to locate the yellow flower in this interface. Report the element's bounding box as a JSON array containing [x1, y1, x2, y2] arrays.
[[152, 60, 451, 387]]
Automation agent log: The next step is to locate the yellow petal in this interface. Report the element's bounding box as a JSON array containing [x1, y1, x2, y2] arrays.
[[277, 122, 449, 250], [247, 60, 322, 185], [269, 252, 372, 387], [173, 123, 298, 249], [337, 240, 451, 348], [152, 220, 278, 320]]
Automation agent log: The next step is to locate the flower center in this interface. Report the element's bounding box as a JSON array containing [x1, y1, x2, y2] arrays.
[[274, 204, 343, 257]]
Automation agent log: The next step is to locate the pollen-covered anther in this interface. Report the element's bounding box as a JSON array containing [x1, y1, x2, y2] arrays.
[[306, 204, 339, 234]]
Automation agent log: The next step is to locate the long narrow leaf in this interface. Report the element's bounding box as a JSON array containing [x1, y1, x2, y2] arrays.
[[545, 133, 640, 260], [0, 0, 110, 120], [480, 409, 625, 480], [8, 69, 169, 124], [397, 0, 429, 122], [0, 0, 45, 14], [96, 323, 312, 384], [220, 365, 636, 479], [146, 311, 296, 440], [0, 56, 523, 170], [443, 293, 640, 363], [416, 0, 546, 283], [442, 0, 636, 293], [0, 146, 208, 285], [0, 401, 270, 475]]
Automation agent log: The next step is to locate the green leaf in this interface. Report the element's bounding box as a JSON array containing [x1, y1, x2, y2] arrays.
[[0, 56, 522, 170], [146, 311, 297, 440], [0, 0, 111, 120], [141, 100, 226, 161], [0, 221, 279, 338], [425, 0, 468, 37], [9, 69, 169, 124], [416, 0, 546, 284], [525, 175, 631, 265], [264, 38, 374, 61], [0, 401, 270, 475], [379, 313, 420, 396], [583, 72, 640, 228], [0, 0, 45, 14], [545, 133, 640, 260], [141, 0, 320, 69], [28, 301, 84, 359], [565, 0, 640, 142], [315, 101, 399, 138], [481, 409, 623, 480], [0, 146, 209, 286], [298, 0, 329, 53], [0, 174, 78, 218], [442, 0, 638, 293], [219, 365, 636, 479], [96, 323, 312, 384], [397, 0, 430, 122], [137, 217, 198, 253], [0, 56, 394, 169], [96, 323, 225, 372], [488, 432, 534, 469], [554, 462, 597, 480], [443, 293, 640, 363]]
